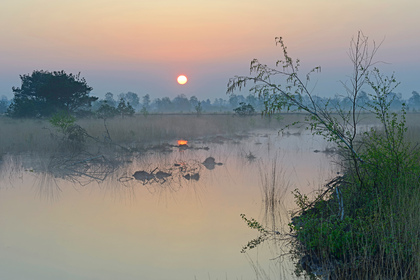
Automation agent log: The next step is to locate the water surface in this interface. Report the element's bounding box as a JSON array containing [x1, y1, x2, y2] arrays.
[[0, 129, 337, 280]]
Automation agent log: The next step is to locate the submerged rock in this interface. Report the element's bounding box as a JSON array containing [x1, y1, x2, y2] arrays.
[[183, 173, 200, 181], [203, 157, 216, 164], [202, 157, 223, 170], [155, 171, 171, 181], [133, 169, 173, 184], [133, 171, 155, 181]]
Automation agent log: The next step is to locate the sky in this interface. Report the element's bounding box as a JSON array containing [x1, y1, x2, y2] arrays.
[[1, 0, 419, 101]]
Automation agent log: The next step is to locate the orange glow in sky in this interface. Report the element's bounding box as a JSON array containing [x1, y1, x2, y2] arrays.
[[0, 0, 419, 99]]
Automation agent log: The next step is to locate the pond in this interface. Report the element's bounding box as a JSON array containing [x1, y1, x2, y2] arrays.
[[0, 129, 338, 280]]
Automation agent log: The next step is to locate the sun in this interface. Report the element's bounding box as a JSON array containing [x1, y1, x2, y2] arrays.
[[177, 75, 188, 85]]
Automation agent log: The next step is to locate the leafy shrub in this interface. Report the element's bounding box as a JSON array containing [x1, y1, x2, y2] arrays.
[[49, 111, 76, 133], [49, 111, 87, 145]]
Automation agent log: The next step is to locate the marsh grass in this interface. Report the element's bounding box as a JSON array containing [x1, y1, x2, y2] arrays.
[[0, 118, 54, 153], [0, 113, 304, 155]]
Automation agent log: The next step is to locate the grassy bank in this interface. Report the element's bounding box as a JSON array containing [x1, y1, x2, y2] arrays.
[[289, 112, 420, 279]]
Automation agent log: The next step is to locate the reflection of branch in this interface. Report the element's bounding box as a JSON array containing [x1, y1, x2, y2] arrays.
[[68, 155, 104, 166], [44, 152, 121, 186]]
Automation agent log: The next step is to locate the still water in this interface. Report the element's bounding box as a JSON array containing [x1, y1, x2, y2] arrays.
[[0, 130, 337, 280]]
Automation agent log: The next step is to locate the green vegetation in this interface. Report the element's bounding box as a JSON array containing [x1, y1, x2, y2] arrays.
[[49, 111, 88, 147], [289, 105, 420, 278], [49, 111, 77, 133], [231, 32, 420, 279]]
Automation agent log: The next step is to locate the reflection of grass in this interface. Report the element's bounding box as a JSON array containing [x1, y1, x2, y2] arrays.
[[245, 158, 291, 239], [259, 159, 290, 228], [240, 158, 298, 279], [0, 113, 303, 154]]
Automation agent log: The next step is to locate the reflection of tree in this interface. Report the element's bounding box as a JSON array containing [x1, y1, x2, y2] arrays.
[[2, 144, 224, 200], [0, 152, 125, 200]]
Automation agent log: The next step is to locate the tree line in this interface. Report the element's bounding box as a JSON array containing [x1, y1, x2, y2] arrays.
[[1, 70, 420, 118]]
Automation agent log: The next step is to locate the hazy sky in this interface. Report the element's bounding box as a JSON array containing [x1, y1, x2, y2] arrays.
[[1, 0, 419, 100]]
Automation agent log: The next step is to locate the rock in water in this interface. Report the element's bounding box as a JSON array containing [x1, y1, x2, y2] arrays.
[[202, 157, 222, 170]]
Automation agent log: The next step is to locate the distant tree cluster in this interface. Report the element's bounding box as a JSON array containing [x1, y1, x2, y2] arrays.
[[90, 92, 266, 114], [95, 98, 135, 119]]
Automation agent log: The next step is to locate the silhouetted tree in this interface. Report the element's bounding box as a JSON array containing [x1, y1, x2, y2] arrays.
[[104, 92, 116, 107], [234, 102, 255, 116], [202, 99, 212, 111], [0, 95, 9, 114], [8, 70, 97, 118], [213, 98, 227, 111], [119, 92, 139, 109], [408, 91, 420, 111], [388, 92, 403, 111], [229, 94, 246, 109], [142, 94, 151, 110], [96, 101, 118, 119], [117, 98, 135, 117], [356, 91, 371, 108], [189, 96, 199, 108], [195, 101, 203, 116], [173, 94, 191, 112], [154, 97, 172, 112]]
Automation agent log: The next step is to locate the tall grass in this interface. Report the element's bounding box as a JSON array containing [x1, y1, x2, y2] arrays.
[[0, 113, 293, 155]]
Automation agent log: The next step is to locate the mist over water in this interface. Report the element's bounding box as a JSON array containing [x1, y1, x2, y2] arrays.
[[0, 129, 337, 280]]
